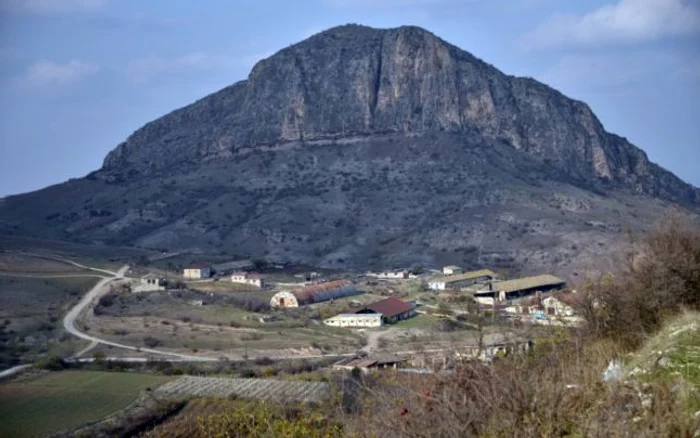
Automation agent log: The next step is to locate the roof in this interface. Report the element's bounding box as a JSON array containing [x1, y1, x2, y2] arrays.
[[141, 273, 160, 279], [232, 272, 262, 279], [187, 263, 210, 269], [361, 297, 413, 319], [333, 356, 403, 368], [328, 313, 383, 319], [290, 280, 353, 303], [486, 275, 566, 294], [439, 269, 498, 284], [443, 265, 462, 270]]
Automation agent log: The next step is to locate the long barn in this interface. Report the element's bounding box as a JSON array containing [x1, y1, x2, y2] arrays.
[[270, 280, 357, 308]]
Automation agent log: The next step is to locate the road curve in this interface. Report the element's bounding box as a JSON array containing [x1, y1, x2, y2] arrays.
[[62, 264, 216, 362], [0, 364, 31, 379]]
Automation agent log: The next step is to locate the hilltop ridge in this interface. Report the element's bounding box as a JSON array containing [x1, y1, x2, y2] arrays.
[[0, 24, 697, 272]]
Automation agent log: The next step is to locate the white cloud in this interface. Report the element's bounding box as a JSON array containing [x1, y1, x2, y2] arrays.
[[126, 52, 267, 83], [22, 59, 100, 87], [0, 0, 107, 14], [521, 0, 700, 49], [538, 51, 700, 93]]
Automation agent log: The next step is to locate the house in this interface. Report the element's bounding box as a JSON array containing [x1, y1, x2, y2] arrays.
[[474, 274, 566, 305], [183, 264, 211, 280], [376, 270, 410, 280], [332, 356, 403, 373], [443, 265, 463, 275], [324, 313, 383, 328], [270, 280, 357, 308], [230, 272, 266, 288], [133, 273, 166, 292], [429, 269, 498, 290], [356, 296, 415, 323], [542, 293, 580, 317]]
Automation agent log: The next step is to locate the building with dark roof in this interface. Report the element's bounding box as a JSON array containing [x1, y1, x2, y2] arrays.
[[474, 274, 566, 304], [270, 280, 357, 308], [356, 296, 415, 323]]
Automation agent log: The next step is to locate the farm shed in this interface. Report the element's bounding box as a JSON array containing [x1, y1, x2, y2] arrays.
[[356, 296, 415, 323], [429, 269, 498, 290], [269, 280, 357, 308], [212, 259, 254, 275], [183, 264, 211, 280], [324, 313, 383, 328], [332, 356, 403, 373], [442, 265, 463, 275], [474, 274, 566, 305]]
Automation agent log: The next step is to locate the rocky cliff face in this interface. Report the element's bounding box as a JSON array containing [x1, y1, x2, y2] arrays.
[[1, 25, 698, 273], [102, 25, 699, 206]]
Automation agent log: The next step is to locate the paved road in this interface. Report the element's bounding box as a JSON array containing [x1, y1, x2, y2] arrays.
[[62, 265, 217, 362], [0, 364, 31, 379]]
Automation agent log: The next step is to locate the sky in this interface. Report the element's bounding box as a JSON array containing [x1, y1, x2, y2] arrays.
[[0, 0, 698, 196]]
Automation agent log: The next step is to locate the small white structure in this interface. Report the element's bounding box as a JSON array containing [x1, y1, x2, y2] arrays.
[[230, 272, 265, 288], [374, 270, 409, 279], [324, 313, 384, 328], [133, 273, 166, 292], [541, 295, 577, 317], [443, 265, 463, 275], [183, 265, 211, 280]]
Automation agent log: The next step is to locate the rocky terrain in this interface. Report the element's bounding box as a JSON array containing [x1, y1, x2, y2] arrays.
[[0, 25, 698, 275]]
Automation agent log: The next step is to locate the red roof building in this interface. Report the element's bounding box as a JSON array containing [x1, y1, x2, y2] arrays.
[[357, 296, 416, 323]]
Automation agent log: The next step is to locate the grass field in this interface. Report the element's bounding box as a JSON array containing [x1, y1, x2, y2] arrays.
[[0, 253, 92, 274], [0, 370, 173, 438]]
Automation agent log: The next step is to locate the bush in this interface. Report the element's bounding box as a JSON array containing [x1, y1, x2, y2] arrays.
[[581, 217, 700, 348], [143, 336, 162, 348], [36, 356, 67, 371]]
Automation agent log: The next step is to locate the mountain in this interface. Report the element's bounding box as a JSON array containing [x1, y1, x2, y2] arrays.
[[1, 25, 698, 274]]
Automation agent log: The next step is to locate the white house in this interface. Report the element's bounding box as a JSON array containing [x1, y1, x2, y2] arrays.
[[230, 272, 265, 288], [324, 313, 384, 328], [442, 265, 463, 275], [183, 265, 211, 280], [376, 270, 409, 280], [541, 295, 578, 317], [133, 273, 166, 293]]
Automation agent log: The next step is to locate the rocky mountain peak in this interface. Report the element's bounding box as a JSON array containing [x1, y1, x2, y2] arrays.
[[100, 24, 699, 207]]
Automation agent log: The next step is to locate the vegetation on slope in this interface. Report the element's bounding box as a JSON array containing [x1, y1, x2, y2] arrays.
[[142, 217, 700, 437]]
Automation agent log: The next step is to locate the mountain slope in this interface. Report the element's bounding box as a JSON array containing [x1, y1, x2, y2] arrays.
[[1, 24, 697, 273]]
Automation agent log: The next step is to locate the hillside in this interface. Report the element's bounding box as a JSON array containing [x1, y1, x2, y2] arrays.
[[0, 24, 697, 273]]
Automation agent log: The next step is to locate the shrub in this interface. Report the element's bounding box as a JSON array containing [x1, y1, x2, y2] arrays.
[[143, 336, 162, 348]]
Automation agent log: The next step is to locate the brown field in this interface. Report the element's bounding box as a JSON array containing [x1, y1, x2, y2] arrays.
[[0, 253, 92, 274]]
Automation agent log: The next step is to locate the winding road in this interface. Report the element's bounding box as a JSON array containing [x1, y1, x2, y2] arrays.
[[62, 264, 216, 362]]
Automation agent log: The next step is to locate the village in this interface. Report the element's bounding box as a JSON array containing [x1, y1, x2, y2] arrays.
[[115, 257, 583, 374]]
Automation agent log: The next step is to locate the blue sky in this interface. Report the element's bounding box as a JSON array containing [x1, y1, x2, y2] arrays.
[[0, 0, 698, 196]]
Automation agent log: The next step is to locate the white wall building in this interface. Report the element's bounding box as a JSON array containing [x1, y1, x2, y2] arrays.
[[324, 313, 384, 328], [133, 274, 166, 293], [183, 265, 211, 280], [230, 272, 265, 288], [443, 265, 463, 275]]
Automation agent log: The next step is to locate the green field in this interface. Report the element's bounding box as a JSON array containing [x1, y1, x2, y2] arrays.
[[0, 370, 173, 438]]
